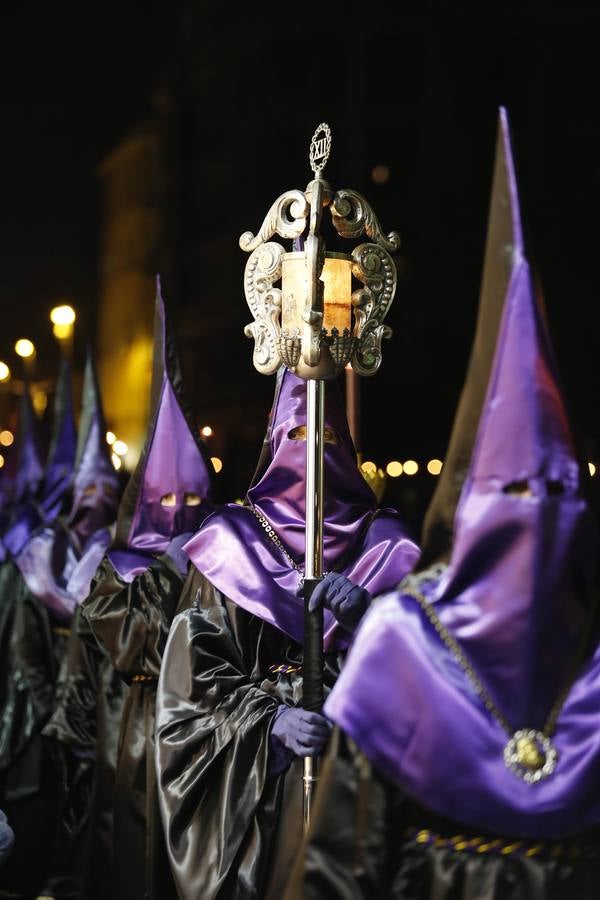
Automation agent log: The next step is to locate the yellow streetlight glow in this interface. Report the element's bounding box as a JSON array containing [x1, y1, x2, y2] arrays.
[[32, 390, 47, 415], [106, 431, 116, 445], [386, 460, 403, 477], [589, 462, 596, 478], [0, 362, 10, 382], [113, 440, 128, 457], [0, 430, 14, 447], [111, 453, 122, 471], [15, 339, 35, 359], [427, 459, 443, 476], [50, 305, 76, 327], [211, 457, 223, 473], [403, 460, 419, 476], [53, 323, 73, 340], [0, 454, 4, 469], [360, 461, 377, 476], [201, 426, 213, 438]]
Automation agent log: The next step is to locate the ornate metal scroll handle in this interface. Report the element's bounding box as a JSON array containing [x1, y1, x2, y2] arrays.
[[350, 242, 396, 376], [302, 178, 327, 368], [330, 189, 401, 253], [239, 190, 308, 253], [243, 242, 285, 375]]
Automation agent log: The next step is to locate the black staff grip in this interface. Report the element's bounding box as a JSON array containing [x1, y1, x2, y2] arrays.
[[303, 577, 324, 712]]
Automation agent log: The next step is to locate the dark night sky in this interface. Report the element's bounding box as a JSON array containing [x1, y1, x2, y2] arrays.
[[1, 2, 179, 373], [2, 3, 600, 520]]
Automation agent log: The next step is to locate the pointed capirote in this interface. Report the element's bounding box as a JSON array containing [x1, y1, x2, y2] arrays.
[[40, 359, 77, 519], [67, 350, 120, 539], [325, 108, 599, 839], [12, 386, 44, 506], [109, 277, 213, 578]]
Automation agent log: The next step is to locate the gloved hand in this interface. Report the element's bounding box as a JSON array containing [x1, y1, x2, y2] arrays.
[[270, 706, 331, 758], [0, 808, 14, 867], [165, 532, 194, 576], [306, 572, 371, 632]]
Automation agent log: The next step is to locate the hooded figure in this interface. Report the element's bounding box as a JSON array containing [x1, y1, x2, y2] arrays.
[[0, 387, 44, 561], [0, 354, 120, 899], [155, 363, 419, 900], [15, 353, 120, 623], [77, 277, 213, 900], [39, 359, 78, 522], [0, 362, 75, 560], [287, 109, 600, 900]]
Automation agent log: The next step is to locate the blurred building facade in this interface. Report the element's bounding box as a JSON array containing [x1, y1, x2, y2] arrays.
[[97, 121, 162, 467]]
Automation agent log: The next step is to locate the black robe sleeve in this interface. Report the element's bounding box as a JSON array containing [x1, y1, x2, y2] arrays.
[[0, 572, 55, 797], [81, 554, 184, 681], [156, 568, 311, 900], [283, 727, 393, 899]]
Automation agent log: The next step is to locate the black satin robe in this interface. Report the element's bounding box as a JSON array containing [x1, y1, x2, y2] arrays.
[[284, 729, 600, 900], [43, 604, 127, 899], [0, 563, 67, 896], [81, 555, 186, 900], [155, 568, 343, 900]]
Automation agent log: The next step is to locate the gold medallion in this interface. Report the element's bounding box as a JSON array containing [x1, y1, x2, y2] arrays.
[[504, 729, 558, 783]]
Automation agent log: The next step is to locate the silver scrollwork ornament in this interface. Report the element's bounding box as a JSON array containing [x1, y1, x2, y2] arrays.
[[243, 242, 285, 375], [239, 191, 308, 253], [331, 189, 401, 253], [350, 242, 396, 375]]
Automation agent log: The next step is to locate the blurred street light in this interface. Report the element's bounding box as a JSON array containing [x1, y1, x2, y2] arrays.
[[50, 305, 76, 354], [0, 362, 10, 382], [386, 460, 403, 477], [15, 339, 35, 358], [0, 430, 14, 447]]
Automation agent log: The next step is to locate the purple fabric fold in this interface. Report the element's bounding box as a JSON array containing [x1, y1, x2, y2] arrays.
[[185, 507, 419, 650], [16, 527, 113, 622], [107, 548, 158, 584], [326, 586, 600, 839]]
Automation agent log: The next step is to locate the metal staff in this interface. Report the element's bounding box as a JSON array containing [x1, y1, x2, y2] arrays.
[[240, 123, 400, 828]]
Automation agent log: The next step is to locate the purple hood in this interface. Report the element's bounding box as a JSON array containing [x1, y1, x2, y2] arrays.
[[326, 108, 600, 839], [185, 367, 419, 648], [109, 277, 213, 581]]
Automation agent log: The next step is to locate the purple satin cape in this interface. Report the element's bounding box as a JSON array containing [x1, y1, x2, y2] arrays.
[[326, 582, 600, 839], [16, 526, 113, 622], [325, 109, 599, 838], [185, 506, 419, 650]]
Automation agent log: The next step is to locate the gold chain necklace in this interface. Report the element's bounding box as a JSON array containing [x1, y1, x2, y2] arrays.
[[400, 571, 567, 784]]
